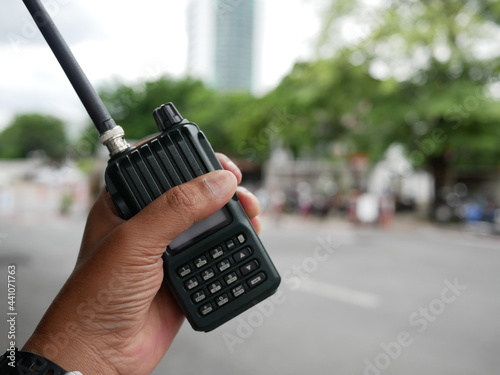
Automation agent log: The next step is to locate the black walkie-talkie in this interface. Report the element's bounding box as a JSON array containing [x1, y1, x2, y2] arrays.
[[23, 0, 280, 332]]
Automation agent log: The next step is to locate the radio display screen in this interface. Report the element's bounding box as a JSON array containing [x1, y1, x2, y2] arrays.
[[169, 208, 231, 252]]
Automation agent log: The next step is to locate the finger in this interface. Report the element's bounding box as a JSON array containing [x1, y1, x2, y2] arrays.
[[118, 169, 238, 259], [236, 186, 260, 220], [216, 153, 242, 184], [250, 216, 262, 234], [78, 189, 124, 262]]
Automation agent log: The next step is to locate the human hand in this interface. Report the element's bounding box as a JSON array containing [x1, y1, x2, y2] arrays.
[[22, 153, 261, 375]]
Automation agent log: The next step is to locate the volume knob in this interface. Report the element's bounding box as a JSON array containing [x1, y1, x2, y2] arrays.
[[153, 102, 185, 131]]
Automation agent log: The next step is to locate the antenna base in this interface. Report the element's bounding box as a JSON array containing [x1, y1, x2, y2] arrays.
[[99, 126, 130, 156]]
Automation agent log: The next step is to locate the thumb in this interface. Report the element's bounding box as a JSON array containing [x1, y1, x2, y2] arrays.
[[117, 169, 238, 259]]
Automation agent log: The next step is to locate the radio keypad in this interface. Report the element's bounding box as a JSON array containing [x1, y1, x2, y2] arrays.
[[195, 255, 208, 268], [185, 277, 199, 290], [237, 234, 246, 244], [201, 268, 215, 281], [217, 259, 231, 272], [224, 272, 238, 285], [199, 302, 214, 316], [226, 239, 236, 250], [177, 234, 266, 317], [215, 294, 230, 307], [241, 260, 259, 275], [210, 246, 224, 259], [248, 272, 266, 288], [178, 265, 192, 277], [209, 281, 222, 294], [233, 247, 252, 263], [232, 284, 246, 298], [192, 290, 206, 303]]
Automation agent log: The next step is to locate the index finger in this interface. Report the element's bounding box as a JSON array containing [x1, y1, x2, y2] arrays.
[[216, 152, 242, 184]]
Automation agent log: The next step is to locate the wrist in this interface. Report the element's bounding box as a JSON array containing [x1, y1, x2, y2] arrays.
[[1, 347, 83, 375], [23, 332, 119, 375]]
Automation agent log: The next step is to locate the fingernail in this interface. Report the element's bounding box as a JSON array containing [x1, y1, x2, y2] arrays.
[[205, 171, 236, 198], [236, 186, 250, 194]]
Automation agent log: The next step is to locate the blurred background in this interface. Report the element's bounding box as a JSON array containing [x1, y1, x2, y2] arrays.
[[1, 0, 500, 374]]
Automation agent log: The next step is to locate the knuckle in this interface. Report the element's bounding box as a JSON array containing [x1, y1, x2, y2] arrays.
[[169, 186, 195, 207], [163, 185, 200, 224]]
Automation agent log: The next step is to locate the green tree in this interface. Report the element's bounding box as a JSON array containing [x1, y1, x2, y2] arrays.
[[93, 76, 259, 158], [0, 113, 68, 160], [98, 76, 219, 140], [306, 0, 500, 215], [266, 55, 395, 160]]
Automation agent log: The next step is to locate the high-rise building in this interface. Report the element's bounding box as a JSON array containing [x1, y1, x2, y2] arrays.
[[187, 0, 255, 92]]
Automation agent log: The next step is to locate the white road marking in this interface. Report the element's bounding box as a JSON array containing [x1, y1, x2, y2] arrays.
[[298, 279, 380, 308]]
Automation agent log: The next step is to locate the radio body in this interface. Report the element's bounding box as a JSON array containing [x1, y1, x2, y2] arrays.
[[105, 103, 281, 331]]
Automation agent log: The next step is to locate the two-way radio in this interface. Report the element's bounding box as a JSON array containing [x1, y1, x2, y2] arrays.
[[22, 0, 280, 332]]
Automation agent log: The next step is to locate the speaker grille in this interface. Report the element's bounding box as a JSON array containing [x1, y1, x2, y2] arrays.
[[106, 127, 211, 217]]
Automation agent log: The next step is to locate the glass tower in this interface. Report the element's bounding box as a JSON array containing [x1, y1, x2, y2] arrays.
[[187, 0, 255, 92]]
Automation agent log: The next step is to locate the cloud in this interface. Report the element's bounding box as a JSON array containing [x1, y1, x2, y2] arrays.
[[0, 0, 106, 49]]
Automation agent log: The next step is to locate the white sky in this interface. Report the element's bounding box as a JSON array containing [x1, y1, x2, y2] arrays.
[[0, 0, 321, 136]]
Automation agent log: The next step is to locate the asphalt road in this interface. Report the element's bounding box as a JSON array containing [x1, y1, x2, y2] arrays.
[[1, 209, 499, 375]]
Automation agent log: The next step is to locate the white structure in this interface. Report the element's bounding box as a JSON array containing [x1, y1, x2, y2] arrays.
[[368, 144, 433, 207], [187, 0, 255, 92]]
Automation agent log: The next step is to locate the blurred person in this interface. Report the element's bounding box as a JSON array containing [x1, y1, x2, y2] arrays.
[[465, 199, 484, 222], [464, 197, 488, 234], [1, 154, 261, 375], [379, 192, 395, 228], [347, 189, 361, 223], [356, 192, 379, 225], [311, 193, 331, 218], [484, 198, 498, 223], [330, 189, 348, 216], [269, 187, 286, 223], [59, 187, 75, 216], [297, 181, 313, 217]]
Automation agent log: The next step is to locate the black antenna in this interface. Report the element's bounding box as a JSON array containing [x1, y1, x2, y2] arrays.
[[22, 0, 129, 155]]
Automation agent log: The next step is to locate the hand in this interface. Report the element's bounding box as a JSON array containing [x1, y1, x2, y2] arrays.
[[23, 153, 261, 375]]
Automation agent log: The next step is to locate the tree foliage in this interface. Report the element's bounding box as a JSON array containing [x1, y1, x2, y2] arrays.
[[310, 0, 500, 171], [94, 76, 262, 158], [0, 113, 68, 160], [298, 0, 500, 213]]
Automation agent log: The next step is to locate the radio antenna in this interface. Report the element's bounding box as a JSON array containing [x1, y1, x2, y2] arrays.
[[22, 0, 129, 156]]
